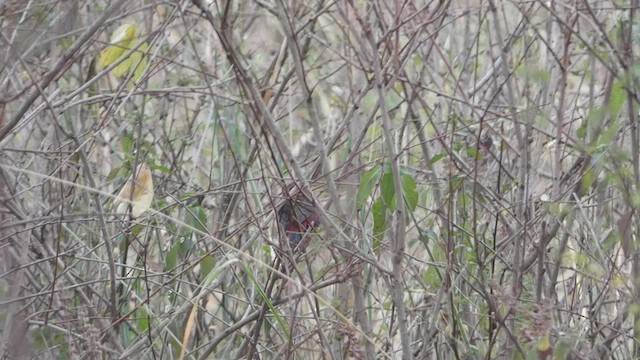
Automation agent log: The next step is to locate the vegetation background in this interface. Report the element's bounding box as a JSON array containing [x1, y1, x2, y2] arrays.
[[0, 0, 638, 359]]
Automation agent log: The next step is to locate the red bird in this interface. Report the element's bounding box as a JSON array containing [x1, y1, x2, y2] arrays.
[[277, 188, 318, 250]]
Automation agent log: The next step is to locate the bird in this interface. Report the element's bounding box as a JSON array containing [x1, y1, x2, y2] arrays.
[[277, 187, 318, 250], [113, 163, 153, 217]]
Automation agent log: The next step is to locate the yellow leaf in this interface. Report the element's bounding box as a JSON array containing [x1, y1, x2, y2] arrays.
[[113, 42, 148, 79], [179, 300, 198, 360], [113, 163, 153, 218], [112, 56, 132, 77], [98, 23, 138, 68], [131, 43, 149, 81]]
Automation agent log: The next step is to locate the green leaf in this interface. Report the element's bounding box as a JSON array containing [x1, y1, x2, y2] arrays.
[[240, 261, 289, 339], [135, 306, 149, 332], [378, 166, 418, 213], [381, 172, 395, 210], [185, 205, 208, 235], [179, 236, 193, 255], [198, 252, 215, 283], [427, 152, 446, 166], [165, 242, 179, 271], [122, 133, 133, 154], [586, 106, 605, 135], [554, 338, 571, 359], [107, 166, 121, 181], [525, 348, 538, 360], [466, 146, 478, 160], [419, 227, 438, 244], [357, 165, 382, 210], [121, 318, 133, 345], [140, 140, 157, 156], [401, 173, 418, 213], [598, 119, 622, 145], [610, 79, 626, 120], [372, 198, 386, 249], [177, 205, 207, 256], [154, 165, 172, 174], [450, 176, 464, 191], [576, 122, 587, 140], [201, 257, 238, 287], [422, 267, 441, 288]]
